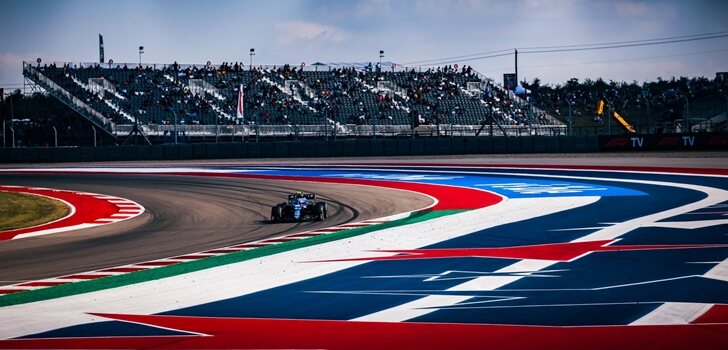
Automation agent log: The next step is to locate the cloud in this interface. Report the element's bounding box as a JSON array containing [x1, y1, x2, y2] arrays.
[[355, 0, 393, 17], [275, 21, 350, 45], [613, 1, 650, 17], [606, 1, 676, 18]]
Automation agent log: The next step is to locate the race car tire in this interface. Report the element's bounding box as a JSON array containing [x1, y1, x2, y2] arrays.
[[271, 205, 283, 222], [314, 202, 327, 221]]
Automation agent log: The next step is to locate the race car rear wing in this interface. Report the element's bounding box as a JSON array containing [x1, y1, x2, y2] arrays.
[[288, 193, 316, 200]]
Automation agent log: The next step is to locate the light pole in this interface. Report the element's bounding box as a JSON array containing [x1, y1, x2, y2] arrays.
[[255, 113, 260, 142], [565, 93, 573, 136], [323, 107, 328, 141], [249, 48, 255, 70], [683, 95, 690, 133], [607, 102, 612, 135], [91, 125, 97, 147], [641, 88, 650, 134], [683, 81, 692, 133], [172, 109, 178, 144], [722, 89, 728, 123], [138, 46, 144, 66], [1, 90, 5, 148], [52, 126, 57, 147]]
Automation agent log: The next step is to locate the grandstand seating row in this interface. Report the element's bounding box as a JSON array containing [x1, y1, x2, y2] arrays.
[[31, 63, 562, 128]]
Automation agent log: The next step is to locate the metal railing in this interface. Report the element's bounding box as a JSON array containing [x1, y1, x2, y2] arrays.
[[111, 123, 567, 139], [38, 61, 682, 136], [23, 62, 114, 132]]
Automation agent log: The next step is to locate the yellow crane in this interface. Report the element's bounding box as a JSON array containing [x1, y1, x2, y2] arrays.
[[597, 100, 636, 133]]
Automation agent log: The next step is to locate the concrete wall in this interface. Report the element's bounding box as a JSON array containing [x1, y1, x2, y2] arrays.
[[2, 134, 722, 163]]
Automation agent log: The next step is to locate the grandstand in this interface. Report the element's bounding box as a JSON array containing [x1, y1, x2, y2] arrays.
[[22, 61, 564, 141]]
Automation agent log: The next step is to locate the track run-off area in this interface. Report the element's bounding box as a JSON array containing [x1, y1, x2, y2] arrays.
[[0, 158, 727, 349]]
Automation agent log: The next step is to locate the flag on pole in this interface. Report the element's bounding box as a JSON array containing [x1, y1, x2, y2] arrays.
[[237, 84, 244, 119], [99, 34, 104, 63]]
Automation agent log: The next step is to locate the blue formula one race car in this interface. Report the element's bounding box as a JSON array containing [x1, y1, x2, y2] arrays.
[[270, 192, 328, 222]]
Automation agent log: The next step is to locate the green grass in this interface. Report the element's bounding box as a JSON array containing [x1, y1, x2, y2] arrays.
[[0, 191, 70, 231], [0, 209, 463, 307]]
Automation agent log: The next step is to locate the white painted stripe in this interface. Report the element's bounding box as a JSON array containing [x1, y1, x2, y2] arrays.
[[550, 226, 609, 232], [355, 260, 553, 322], [110, 213, 136, 218], [630, 302, 714, 325], [94, 219, 123, 223], [35, 278, 86, 283], [2, 285, 46, 291], [168, 255, 215, 260], [451, 260, 555, 291], [62, 272, 120, 278], [12, 223, 101, 240], [704, 258, 728, 282], [0, 285, 38, 290], [646, 219, 728, 230]]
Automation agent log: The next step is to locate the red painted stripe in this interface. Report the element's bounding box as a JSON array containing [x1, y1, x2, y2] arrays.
[[286, 232, 325, 238], [320, 240, 728, 263], [342, 163, 728, 176], [99, 267, 148, 273], [262, 238, 299, 243], [232, 243, 269, 248], [313, 228, 346, 233], [0, 289, 25, 295], [172, 255, 211, 260], [17, 281, 68, 287], [204, 249, 244, 254], [692, 304, 728, 324], [24, 313, 719, 350], [0, 186, 129, 241], [135, 261, 180, 267], [62, 274, 111, 280]]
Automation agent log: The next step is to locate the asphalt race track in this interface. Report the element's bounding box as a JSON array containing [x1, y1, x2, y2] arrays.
[[0, 173, 432, 283], [0, 156, 726, 349]]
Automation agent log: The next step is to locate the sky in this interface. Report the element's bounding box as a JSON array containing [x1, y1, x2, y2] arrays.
[[1, 0, 727, 90]]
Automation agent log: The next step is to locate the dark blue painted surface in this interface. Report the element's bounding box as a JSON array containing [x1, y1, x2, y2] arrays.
[[20, 166, 728, 338]]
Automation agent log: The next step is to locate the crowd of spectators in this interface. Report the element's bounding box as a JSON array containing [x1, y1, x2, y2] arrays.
[[525, 76, 728, 132], [33, 61, 565, 129]]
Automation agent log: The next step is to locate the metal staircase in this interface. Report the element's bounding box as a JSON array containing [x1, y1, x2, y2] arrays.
[[22, 62, 117, 140]]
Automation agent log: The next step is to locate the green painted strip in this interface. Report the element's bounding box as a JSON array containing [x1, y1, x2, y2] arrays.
[[0, 210, 463, 307]]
